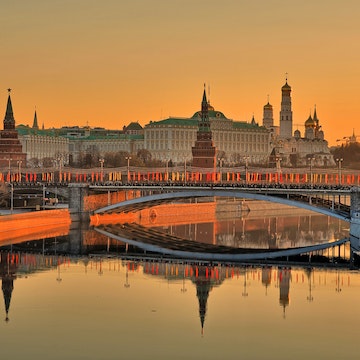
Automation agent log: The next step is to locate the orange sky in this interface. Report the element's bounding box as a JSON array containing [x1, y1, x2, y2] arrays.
[[1, 0, 360, 146]]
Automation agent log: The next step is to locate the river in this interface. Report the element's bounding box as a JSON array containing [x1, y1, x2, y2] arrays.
[[0, 200, 358, 360]]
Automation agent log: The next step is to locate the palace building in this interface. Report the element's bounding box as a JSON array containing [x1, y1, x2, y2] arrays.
[[144, 89, 271, 165], [17, 111, 69, 166]]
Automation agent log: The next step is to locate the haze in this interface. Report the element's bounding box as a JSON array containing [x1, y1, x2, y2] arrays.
[[1, 0, 359, 145]]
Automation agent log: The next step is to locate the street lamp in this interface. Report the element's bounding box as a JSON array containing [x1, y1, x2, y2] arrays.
[[57, 156, 62, 182], [336, 158, 343, 185], [184, 158, 187, 185], [275, 156, 281, 183], [99, 158, 104, 182], [218, 158, 224, 183], [10, 183, 13, 214], [17, 160, 22, 182], [243, 155, 249, 185], [125, 156, 131, 182], [165, 159, 169, 182], [307, 156, 315, 187], [8, 158, 12, 183]]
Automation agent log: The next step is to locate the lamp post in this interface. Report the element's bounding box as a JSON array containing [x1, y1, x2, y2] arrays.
[[10, 183, 13, 214], [165, 158, 169, 182], [17, 160, 22, 182], [57, 156, 62, 182], [165, 148, 170, 182], [336, 158, 343, 185], [307, 156, 315, 187], [184, 158, 187, 185], [42, 184, 46, 208], [8, 158, 11, 183], [275, 156, 281, 183], [218, 158, 224, 183], [243, 155, 249, 185], [125, 156, 131, 183], [99, 158, 104, 182]]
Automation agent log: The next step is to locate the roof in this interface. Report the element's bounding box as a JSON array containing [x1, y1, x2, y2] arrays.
[[233, 121, 268, 131], [191, 110, 228, 119], [264, 102, 273, 109], [281, 82, 291, 90], [125, 122, 143, 131], [146, 117, 198, 127], [68, 134, 143, 141], [305, 115, 315, 127], [16, 124, 59, 137]]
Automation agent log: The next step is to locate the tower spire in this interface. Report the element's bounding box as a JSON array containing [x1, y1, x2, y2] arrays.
[[200, 84, 210, 133], [32, 109, 39, 130], [4, 89, 15, 131]]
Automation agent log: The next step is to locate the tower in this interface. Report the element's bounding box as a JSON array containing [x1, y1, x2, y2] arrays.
[[279, 77, 293, 138], [0, 89, 27, 167], [263, 97, 273, 128], [191, 86, 216, 169], [32, 110, 39, 131]]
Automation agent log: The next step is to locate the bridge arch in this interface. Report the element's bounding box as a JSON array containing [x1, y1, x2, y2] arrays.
[[94, 189, 350, 222]]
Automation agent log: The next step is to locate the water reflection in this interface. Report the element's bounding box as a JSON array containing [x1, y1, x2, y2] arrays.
[[93, 199, 349, 252], [1, 200, 359, 359], [0, 254, 355, 328], [2, 248, 360, 359]]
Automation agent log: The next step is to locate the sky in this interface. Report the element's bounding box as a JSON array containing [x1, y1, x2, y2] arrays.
[[1, 0, 360, 146]]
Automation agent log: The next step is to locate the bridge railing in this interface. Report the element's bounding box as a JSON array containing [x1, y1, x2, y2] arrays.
[[2, 169, 360, 187]]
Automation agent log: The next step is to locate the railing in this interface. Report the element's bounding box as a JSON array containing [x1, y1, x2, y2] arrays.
[[2, 168, 360, 187]]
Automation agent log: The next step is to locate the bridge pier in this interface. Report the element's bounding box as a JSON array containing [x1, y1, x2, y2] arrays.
[[68, 184, 90, 223], [350, 187, 360, 252]]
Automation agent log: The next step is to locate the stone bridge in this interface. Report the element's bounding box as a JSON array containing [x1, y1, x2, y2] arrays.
[[10, 182, 360, 252]]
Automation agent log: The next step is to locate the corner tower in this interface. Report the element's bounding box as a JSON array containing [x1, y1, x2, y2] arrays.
[[0, 89, 27, 167], [191, 86, 216, 169], [279, 77, 293, 138]]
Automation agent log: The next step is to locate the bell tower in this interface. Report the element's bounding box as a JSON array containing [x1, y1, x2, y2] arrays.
[[279, 75, 293, 138]]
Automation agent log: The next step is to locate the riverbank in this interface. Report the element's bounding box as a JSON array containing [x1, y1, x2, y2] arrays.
[[0, 209, 71, 245]]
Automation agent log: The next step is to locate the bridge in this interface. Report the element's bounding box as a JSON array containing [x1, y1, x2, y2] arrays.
[[92, 185, 351, 219], [87, 183, 360, 254], [6, 182, 360, 255]]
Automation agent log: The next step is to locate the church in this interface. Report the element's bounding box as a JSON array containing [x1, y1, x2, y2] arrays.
[[263, 79, 334, 168]]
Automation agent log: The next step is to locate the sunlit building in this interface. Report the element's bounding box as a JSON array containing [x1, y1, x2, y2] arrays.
[[8, 80, 334, 169], [263, 80, 334, 167], [145, 90, 271, 165], [17, 111, 69, 166]]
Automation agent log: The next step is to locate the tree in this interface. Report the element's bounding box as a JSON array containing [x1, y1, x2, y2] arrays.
[[42, 157, 54, 168], [289, 153, 299, 167], [331, 143, 360, 169], [137, 149, 152, 165], [28, 158, 40, 168]]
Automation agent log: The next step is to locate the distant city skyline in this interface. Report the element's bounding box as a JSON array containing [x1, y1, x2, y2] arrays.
[[2, 0, 360, 146]]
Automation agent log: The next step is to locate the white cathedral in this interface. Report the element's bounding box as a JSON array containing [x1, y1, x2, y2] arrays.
[[263, 79, 335, 168]]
